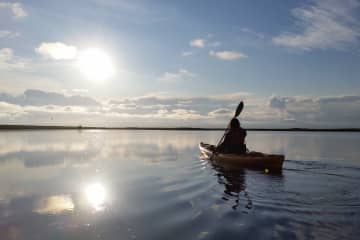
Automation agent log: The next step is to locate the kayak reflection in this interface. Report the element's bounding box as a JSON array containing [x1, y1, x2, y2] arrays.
[[202, 153, 284, 211], [212, 163, 251, 210]]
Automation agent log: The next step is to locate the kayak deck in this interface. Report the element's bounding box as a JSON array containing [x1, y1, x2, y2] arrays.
[[199, 142, 285, 172]]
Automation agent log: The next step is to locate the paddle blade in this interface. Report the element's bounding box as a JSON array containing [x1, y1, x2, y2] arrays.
[[234, 101, 244, 117]]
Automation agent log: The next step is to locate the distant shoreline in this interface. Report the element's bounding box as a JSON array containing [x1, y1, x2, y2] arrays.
[[0, 125, 359, 132]]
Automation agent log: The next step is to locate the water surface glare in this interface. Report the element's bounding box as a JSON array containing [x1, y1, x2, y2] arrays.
[[0, 130, 359, 239]]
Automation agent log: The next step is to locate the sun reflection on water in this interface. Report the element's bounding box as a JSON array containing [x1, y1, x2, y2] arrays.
[[85, 183, 106, 211]]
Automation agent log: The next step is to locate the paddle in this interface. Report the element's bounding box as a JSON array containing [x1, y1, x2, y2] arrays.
[[212, 101, 244, 157]]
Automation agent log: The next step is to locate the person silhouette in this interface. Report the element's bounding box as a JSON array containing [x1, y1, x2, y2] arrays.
[[217, 118, 247, 154]]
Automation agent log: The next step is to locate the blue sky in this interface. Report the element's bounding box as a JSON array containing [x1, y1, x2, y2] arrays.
[[1, 0, 360, 127]]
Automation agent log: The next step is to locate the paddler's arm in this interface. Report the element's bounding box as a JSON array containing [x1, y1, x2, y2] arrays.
[[216, 132, 230, 152]]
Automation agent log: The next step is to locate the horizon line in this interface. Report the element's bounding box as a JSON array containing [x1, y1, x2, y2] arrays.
[[0, 124, 359, 132]]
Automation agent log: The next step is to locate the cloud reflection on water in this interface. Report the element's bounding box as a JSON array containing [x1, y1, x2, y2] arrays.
[[34, 195, 74, 215]]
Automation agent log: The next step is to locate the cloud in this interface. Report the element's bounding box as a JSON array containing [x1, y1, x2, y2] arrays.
[[0, 48, 13, 62], [267, 95, 360, 127], [162, 109, 205, 120], [0, 30, 20, 38], [63, 89, 89, 95], [208, 108, 233, 117], [269, 96, 286, 110], [0, 2, 27, 18], [209, 50, 248, 60], [0, 48, 29, 69], [0, 101, 89, 120], [273, 0, 360, 51], [0, 90, 104, 126], [158, 69, 195, 82], [190, 38, 206, 48], [241, 28, 265, 39], [317, 95, 360, 104], [1, 89, 360, 128], [269, 96, 295, 110], [181, 51, 193, 57], [0, 101, 25, 118], [189, 38, 221, 49], [0, 89, 100, 106], [35, 42, 78, 60], [0, 89, 251, 126], [213, 92, 252, 101]]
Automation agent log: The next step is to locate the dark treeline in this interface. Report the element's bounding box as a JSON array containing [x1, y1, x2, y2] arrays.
[[0, 125, 359, 132]]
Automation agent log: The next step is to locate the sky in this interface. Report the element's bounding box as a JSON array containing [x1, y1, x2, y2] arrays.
[[0, 0, 360, 128]]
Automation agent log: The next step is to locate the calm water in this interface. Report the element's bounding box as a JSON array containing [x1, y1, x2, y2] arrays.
[[0, 130, 359, 240]]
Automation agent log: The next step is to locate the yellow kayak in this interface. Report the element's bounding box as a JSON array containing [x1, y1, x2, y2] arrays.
[[199, 142, 285, 172]]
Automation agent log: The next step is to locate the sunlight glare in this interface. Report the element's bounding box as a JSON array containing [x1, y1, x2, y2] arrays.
[[85, 183, 106, 211], [77, 48, 115, 81]]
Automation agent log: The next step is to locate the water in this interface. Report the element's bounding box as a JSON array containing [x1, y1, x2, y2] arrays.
[[0, 130, 359, 240]]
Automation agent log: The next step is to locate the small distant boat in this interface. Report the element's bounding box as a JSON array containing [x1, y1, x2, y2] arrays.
[[199, 142, 285, 172]]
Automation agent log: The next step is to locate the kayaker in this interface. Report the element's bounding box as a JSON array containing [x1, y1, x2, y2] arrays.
[[217, 118, 247, 154]]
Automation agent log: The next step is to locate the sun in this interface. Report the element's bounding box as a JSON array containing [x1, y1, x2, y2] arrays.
[[77, 48, 115, 81]]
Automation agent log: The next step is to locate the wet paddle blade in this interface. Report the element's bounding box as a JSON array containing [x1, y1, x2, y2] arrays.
[[234, 101, 244, 117]]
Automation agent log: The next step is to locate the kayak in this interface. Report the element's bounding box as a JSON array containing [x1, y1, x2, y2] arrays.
[[199, 142, 285, 172]]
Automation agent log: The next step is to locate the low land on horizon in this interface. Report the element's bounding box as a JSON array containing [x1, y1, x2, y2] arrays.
[[0, 124, 359, 132]]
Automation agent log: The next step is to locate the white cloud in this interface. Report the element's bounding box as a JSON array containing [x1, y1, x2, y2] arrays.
[[35, 42, 78, 60], [273, 0, 360, 51], [10, 2, 27, 18], [0, 2, 27, 18], [0, 101, 25, 118], [189, 38, 221, 48], [208, 108, 233, 117], [164, 109, 205, 120], [69, 89, 89, 94], [0, 30, 20, 38], [181, 51, 193, 57], [0, 89, 252, 126], [0, 48, 13, 62], [241, 28, 265, 39], [209, 50, 248, 60], [18, 89, 99, 106], [158, 68, 195, 82], [0, 48, 29, 69], [1, 89, 360, 128], [190, 38, 206, 48], [24, 105, 89, 114]]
